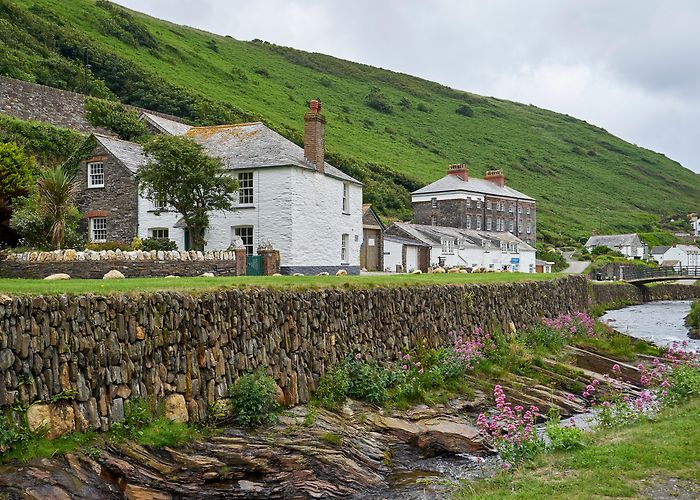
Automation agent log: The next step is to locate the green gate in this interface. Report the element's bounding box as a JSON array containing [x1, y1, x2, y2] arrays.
[[246, 255, 264, 276]]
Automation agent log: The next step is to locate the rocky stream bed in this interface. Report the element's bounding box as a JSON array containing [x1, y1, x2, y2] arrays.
[[0, 346, 644, 499]]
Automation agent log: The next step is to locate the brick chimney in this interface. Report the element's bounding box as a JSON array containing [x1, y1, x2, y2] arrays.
[[304, 99, 326, 174], [447, 163, 469, 181], [484, 169, 505, 187]]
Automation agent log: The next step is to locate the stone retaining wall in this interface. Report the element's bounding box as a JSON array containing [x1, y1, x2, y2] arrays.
[[589, 282, 700, 307], [0, 249, 242, 278], [0, 276, 588, 429]]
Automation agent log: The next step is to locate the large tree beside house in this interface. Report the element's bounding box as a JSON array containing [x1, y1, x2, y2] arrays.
[[138, 135, 239, 251]]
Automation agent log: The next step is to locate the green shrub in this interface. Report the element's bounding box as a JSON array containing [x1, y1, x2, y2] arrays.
[[455, 104, 474, 117], [346, 358, 387, 404], [10, 192, 83, 250], [687, 301, 700, 330], [0, 142, 35, 201], [661, 366, 700, 407], [545, 409, 586, 451], [84, 97, 148, 141], [522, 325, 567, 352], [229, 371, 278, 428], [141, 237, 178, 252], [108, 398, 152, 440], [0, 412, 30, 454], [365, 87, 393, 114], [314, 366, 349, 409], [85, 241, 132, 251]]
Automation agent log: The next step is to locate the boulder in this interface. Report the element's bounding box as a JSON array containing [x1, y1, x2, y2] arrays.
[[164, 393, 189, 423], [317, 272, 330, 276], [27, 403, 75, 440], [0, 349, 15, 371], [199, 272, 215, 277], [103, 270, 125, 280], [44, 273, 71, 280], [335, 269, 348, 276]]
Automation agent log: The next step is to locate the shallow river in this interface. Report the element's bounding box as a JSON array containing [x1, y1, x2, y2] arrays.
[[601, 300, 698, 352]]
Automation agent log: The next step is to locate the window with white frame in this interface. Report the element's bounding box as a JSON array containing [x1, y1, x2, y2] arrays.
[[233, 226, 254, 255], [527, 223, 531, 234], [486, 216, 492, 231], [431, 215, 437, 226], [466, 216, 472, 229], [341, 233, 349, 262], [476, 217, 482, 230], [481, 239, 490, 248], [431, 197, 438, 208], [150, 228, 169, 240], [153, 194, 167, 210], [509, 221, 514, 232], [90, 217, 107, 242], [87, 162, 104, 188], [477, 199, 482, 209], [526, 206, 531, 215], [238, 172, 254, 205], [518, 206, 522, 214], [509, 203, 514, 213], [500, 242, 507, 251], [466, 197, 472, 208], [441, 238, 454, 254], [342, 183, 350, 212], [486, 200, 492, 210]]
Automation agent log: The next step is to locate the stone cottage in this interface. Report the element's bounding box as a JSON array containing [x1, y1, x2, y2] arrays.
[[75, 101, 363, 275], [411, 164, 537, 246]]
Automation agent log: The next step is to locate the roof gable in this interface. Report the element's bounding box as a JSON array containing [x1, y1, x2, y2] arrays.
[[93, 134, 146, 174]]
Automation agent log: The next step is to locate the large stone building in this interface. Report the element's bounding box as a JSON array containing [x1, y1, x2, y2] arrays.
[[411, 164, 536, 246], [75, 101, 363, 275]]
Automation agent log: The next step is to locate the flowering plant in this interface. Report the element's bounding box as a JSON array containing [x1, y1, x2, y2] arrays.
[[477, 385, 544, 466], [542, 311, 596, 338]]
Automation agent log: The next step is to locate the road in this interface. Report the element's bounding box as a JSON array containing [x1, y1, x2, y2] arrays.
[[560, 251, 590, 274]]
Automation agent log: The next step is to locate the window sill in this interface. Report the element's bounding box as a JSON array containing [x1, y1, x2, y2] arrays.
[[342, 211, 351, 216], [88, 185, 104, 189], [236, 204, 256, 209]]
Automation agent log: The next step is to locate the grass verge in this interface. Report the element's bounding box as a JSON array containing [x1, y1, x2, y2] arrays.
[[454, 398, 700, 499], [0, 272, 563, 295]]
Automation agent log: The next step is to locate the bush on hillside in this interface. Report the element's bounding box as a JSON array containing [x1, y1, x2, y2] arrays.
[[455, 104, 474, 117], [84, 97, 148, 141], [365, 87, 393, 114]]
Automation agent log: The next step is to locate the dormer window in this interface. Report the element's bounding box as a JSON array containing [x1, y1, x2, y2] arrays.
[[88, 162, 104, 188]]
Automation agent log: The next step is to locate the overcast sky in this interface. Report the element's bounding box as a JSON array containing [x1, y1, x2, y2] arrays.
[[115, 0, 700, 173]]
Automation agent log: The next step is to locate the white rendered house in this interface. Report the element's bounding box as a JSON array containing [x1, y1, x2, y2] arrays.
[[77, 101, 363, 274]]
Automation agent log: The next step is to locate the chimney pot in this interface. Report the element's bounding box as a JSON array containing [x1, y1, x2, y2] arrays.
[[484, 169, 505, 187], [304, 99, 326, 173], [447, 163, 469, 182]]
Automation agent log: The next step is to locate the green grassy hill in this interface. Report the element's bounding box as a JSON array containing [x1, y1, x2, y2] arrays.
[[1, 0, 699, 243]]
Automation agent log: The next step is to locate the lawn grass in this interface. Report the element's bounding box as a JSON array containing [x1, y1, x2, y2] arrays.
[[5, 0, 700, 241], [454, 398, 700, 499], [0, 272, 563, 296]]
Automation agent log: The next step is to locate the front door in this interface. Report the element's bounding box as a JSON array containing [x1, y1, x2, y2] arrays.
[[246, 255, 263, 276], [363, 228, 380, 271]]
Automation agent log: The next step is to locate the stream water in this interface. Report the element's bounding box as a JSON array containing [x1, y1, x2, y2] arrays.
[[602, 300, 698, 352]]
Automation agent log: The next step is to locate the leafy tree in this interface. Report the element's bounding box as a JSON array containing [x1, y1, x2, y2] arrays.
[[10, 190, 83, 250], [138, 135, 239, 251], [0, 142, 34, 201], [37, 166, 78, 249]]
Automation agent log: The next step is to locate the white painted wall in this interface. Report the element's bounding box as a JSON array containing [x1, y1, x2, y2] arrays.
[[405, 246, 419, 272], [433, 244, 536, 272], [384, 239, 404, 272], [288, 167, 362, 268], [137, 166, 362, 270]]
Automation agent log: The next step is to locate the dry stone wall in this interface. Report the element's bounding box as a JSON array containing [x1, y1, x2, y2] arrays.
[[590, 282, 700, 307], [0, 249, 240, 278], [0, 276, 588, 429]]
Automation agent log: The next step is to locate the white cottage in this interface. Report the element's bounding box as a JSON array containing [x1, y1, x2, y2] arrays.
[[384, 222, 536, 273], [651, 244, 700, 269], [77, 101, 363, 275]]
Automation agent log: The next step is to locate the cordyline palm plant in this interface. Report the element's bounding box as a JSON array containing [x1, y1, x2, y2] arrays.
[[37, 166, 77, 250]]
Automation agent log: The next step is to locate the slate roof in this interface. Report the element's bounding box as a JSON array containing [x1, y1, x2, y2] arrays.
[[585, 234, 641, 248], [140, 112, 192, 136], [651, 246, 671, 255], [412, 174, 534, 201], [184, 123, 361, 184], [94, 134, 146, 174], [387, 222, 535, 251]]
